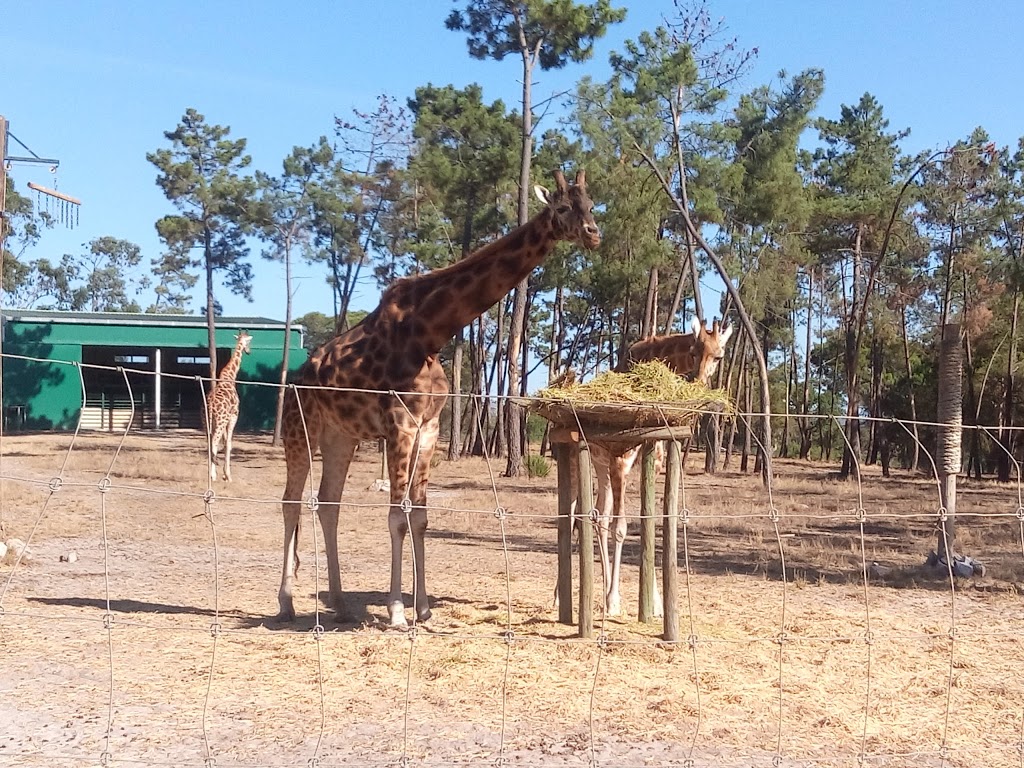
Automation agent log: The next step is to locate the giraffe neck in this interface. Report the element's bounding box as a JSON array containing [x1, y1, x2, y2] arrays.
[[383, 207, 559, 356], [218, 346, 244, 384]]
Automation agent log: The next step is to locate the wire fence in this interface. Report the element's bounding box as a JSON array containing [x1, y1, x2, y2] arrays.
[[2, 354, 1024, 767]]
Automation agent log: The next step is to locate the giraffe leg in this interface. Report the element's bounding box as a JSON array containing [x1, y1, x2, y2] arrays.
[[592, 448, 615, 614], [278, 478, 305, 621], [316, 432, 358, 622], [386, 422, 438, 627], [606, 450, 634, 618], [223, 414, 239, 482], [277, 398, 318, 621], [408, 419, 438, 623], [209, 427, 223, 482]]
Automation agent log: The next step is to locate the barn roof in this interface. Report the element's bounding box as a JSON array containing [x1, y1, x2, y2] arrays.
[[1, 309, 303, 331]]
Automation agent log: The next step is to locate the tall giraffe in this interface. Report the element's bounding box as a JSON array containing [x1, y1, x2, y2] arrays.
[[205, 330, 253, 482], [277, 169, 601, 626], [575, 317, 733, 616]]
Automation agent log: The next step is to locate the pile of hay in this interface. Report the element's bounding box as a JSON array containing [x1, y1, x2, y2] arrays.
[[529, 360, 733, 429]]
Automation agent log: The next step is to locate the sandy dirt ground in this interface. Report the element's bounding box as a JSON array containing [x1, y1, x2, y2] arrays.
[[1, 430, 1023, 767]]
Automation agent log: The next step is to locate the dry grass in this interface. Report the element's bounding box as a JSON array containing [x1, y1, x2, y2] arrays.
[[531, 360, 733, 429], [1, 430, 1023, 766], [536, 361, 733, 408]]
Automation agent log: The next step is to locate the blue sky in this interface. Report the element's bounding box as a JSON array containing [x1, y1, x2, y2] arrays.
[[4, 0, 1023, 322]]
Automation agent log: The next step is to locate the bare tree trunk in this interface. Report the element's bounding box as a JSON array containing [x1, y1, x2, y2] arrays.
[[780, 314, 792, 458], [936, 323, 963, 564], [204, 225, 219, 385], [799, 268, 814, 459], [963, 327, 982, 480], [665, 242, 692, 333], [867, 331, 883, 464], [503, 40, 537, 479], [550, 282, 563, 381], [642, 265, 658, 339], [998, 288, 1019, 482], [825, 352, 840, 463], [687, 233, 703, 323], [740, 360, 752, 473], [448, 331, 464, 461], [520, 300, 530, 457], [899, 302, 920, 472], [466, 317, 487, 456], [840, 226, 864, 481], [539, 281, 565, 458], [272, 235, 294, 446], [493, 305, 507, 458], [722, 321, 745, 471]]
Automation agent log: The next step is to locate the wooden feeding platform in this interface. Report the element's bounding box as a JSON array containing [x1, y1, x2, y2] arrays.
[[525, 392, 724, 642]]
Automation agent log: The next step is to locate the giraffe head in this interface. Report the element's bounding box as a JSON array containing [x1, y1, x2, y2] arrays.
[[534, 169, 601, 250], [235, 330, 253, 355], [689, 317, 733, 384]]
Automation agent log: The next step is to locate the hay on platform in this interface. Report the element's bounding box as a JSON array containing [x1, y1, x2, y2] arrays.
[[529, 360, 733, 429]]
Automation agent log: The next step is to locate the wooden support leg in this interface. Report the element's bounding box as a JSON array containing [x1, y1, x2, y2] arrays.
[[638, 441, 658, 624], [577, 439, 595, 639], [662, 439, 681, 642], [554, 443, 574, 625]]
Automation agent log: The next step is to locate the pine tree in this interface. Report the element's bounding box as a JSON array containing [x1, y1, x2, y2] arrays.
[[447, 0, 626, 475], [147, 108, 256, 382]]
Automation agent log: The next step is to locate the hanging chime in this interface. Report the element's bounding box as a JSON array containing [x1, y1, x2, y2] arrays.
[[27, 181, 81, 229]]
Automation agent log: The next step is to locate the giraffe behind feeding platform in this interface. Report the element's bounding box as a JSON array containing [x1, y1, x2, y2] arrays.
[[568, 317, 734, 617]]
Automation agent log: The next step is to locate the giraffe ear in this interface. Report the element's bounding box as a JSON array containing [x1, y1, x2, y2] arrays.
[[689, 316, 702, 337], [534, 184, 552, 204], [720, 323, 734, 345]]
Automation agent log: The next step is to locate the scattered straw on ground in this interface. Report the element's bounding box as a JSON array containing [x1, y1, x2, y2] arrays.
[[2, 432, 1023, 767]]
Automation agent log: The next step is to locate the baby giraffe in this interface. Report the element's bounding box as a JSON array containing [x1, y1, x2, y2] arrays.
[[205, 330, 252, 482]]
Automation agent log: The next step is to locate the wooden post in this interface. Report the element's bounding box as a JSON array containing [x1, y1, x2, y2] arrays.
[[577, 439, 595, 639], [936, 323, 962, 564], [662, 439, 681, 642], [554, 443, 574, 625], [704, 413, 720, 474], [0, 116, 7, 415], [638, 441, 658, 623]]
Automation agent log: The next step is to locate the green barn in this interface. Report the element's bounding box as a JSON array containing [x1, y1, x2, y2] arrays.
[[0, 310, 307, 432]]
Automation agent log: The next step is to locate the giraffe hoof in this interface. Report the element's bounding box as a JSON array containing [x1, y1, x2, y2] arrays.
[[388, 601, 408, 628], [417, 607, 432, 623], [275, 608, 296, 623]]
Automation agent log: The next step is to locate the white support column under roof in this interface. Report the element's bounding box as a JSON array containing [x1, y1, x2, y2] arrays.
[[154, 348, 162, 429]]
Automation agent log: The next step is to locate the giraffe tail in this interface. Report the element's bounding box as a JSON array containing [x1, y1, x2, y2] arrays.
[[293, 515, 301, 576]]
